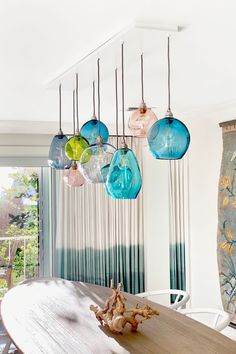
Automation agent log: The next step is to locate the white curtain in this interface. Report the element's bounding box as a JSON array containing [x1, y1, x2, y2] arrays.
[[52, 137, 144, 294], [168, 156, 189, 291]]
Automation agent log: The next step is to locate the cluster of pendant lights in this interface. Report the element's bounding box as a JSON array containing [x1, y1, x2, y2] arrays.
[[48, 37, 190, 199]]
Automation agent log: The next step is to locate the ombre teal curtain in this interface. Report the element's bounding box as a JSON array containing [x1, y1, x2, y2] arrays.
[[52, 137, 144, 294], [169, 159, 188, 291]]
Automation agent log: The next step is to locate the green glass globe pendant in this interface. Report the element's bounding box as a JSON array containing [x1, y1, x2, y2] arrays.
[[65, 75, 89, 161]]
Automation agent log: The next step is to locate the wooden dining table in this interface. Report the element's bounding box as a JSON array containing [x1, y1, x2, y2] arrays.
[[1, 278, 236, 354]]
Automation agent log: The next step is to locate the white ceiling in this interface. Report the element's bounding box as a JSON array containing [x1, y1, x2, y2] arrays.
[[1, 0, 236, 133]]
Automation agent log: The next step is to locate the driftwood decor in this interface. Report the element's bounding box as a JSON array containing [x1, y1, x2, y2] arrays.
[[90, 280, 159, 333]]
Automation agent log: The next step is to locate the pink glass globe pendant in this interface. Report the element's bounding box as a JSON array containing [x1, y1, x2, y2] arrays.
[[128, 53, 157, 138], [128, 101, 157, 138], [63, 161, 85, 187]]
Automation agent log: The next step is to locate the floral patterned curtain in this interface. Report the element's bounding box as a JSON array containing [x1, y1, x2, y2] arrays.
[[218, 120, 236, 324]]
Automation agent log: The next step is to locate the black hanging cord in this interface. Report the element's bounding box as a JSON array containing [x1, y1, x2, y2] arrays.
[[115, 68, 119, 148], [73, 90, 76, 136], [92, 80, 96, 117], [75, 73, 79, 132], [141, 53, 144, 103], [121, 43, 125, 144], [59, 84, 62, 133]]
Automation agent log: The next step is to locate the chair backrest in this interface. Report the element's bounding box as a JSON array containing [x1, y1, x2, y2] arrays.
[[179, 308, 231, 331], [136, 289, 190, 310]]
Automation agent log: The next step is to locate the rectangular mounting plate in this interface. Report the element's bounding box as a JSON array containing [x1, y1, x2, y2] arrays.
[[47, 20, 179, 91]]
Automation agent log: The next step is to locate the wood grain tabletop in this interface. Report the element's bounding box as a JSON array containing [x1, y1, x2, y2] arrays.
[[1, 278, 236, 354]]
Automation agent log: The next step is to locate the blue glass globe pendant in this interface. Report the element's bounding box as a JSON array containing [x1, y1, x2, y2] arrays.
[[48, 130, 71, 169], [48, 84, 71, 170], [80, 117, 109, 145], [106, 141, 142, 199], [148, 36, 190, 160], [148, 109, 190, 160]]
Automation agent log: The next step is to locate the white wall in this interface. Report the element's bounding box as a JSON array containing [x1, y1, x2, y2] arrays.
[[142, 142, 170, 291], [188, 118, 223, 308]]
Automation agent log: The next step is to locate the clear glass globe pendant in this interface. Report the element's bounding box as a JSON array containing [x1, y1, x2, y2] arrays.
[[80, 136, 116, 183], [48, 84, 71, 170], [80, 59, 116, 183], [148, 36, 190, 160], [106, 43, 142, 199], [128, 53, 157, 138], [63, 161, 85, 187]]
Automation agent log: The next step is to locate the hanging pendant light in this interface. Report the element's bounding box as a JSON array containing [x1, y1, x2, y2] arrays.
[[80, 80, 109, 145], [80, 59, 116, 183], [101, 68, 119, 195], [48, 85, 71, 170], [106, 43, 142, 199], [148, 36, 190, 159], [63, 161, 85, 187], [65, 74, 89, 161], [128, 53, 157, 137]]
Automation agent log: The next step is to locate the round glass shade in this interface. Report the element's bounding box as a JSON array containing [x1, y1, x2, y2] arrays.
[[106, 147, 142, 199], [63, 162, 85, 187], [65, 135, 89, 161], [147, 117, 190, 160], [80, 119, 109, 145], [128, 106, 157, 138], [80, 143, 116, 183], [48, 134, 71, 170]]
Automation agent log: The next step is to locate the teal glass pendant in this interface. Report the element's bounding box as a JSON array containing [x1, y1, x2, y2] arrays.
[[148, 112, 190, 160], [80, 118, 109, 145], [106, 144, 142, 199], [148, 36, 190, 160], [48, 133, 71, 169]]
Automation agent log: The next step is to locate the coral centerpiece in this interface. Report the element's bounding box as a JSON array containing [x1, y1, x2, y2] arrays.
[[90, 280, 159, 333]]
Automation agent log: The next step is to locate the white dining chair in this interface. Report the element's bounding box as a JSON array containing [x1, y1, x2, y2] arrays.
[[179, 308, 231, 332], [136, 289, 190, 310]]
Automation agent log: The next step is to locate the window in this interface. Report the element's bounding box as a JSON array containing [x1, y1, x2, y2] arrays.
[[0, 167, 40, 295]]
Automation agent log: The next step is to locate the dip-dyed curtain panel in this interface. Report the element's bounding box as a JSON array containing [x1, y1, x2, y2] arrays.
[[169, 158, 189, 292], [52, 137, 144, 294]]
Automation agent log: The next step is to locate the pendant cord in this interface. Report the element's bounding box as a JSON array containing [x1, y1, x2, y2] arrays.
[[97, 58, 101, 138], [97, 59, 100, 122], [167, 36, 171, 112], [92, 80, 96, 117], [73, 90, 75, 136], [115, 68, 119, 149], [59, 84, 62, 132], [75, 74, 79, 132], [141, 53, 144, 103], [121, 42, 125, 144]]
